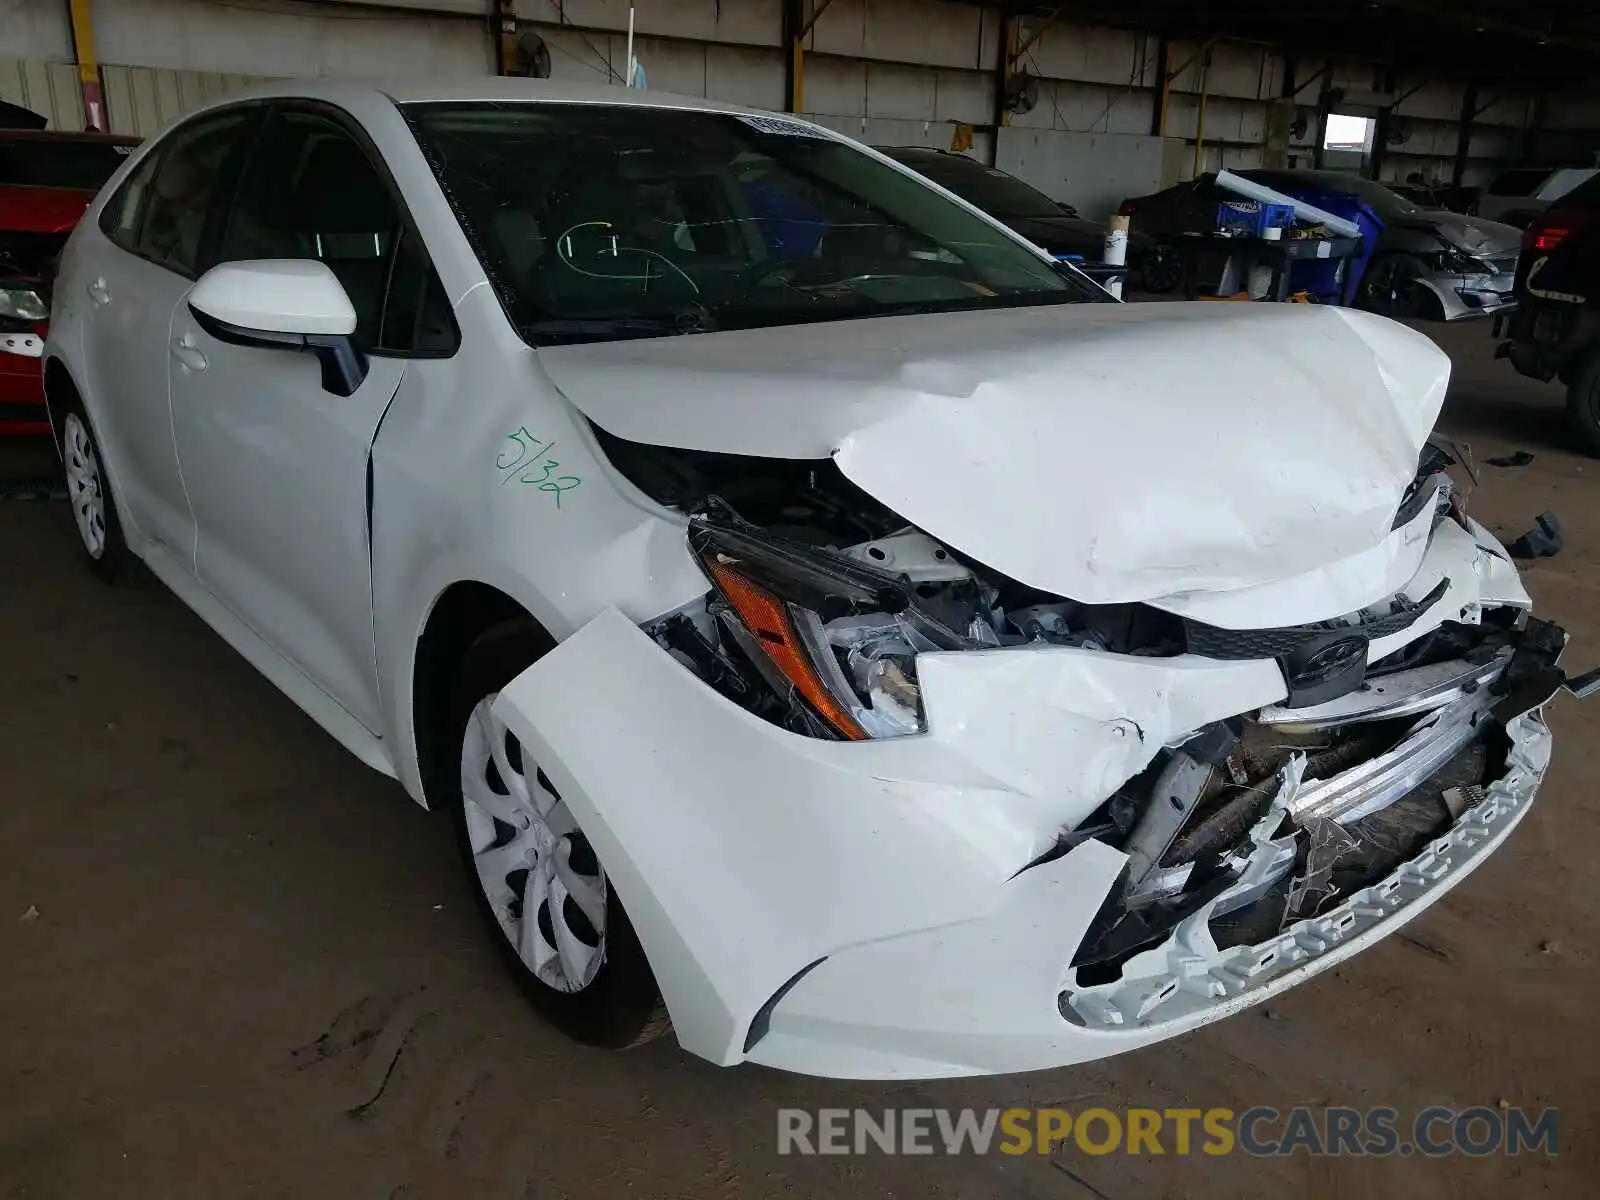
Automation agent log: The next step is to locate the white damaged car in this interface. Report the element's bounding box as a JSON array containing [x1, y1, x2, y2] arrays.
[[45, 79, 1584, 1079]]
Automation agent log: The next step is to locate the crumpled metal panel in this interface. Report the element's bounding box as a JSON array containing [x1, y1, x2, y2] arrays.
[[538, 301, 1451, 607], [1062, 708, 1551, 1030]]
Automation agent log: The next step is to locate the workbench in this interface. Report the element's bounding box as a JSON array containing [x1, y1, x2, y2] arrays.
[[1172, 232, 1363, 303]]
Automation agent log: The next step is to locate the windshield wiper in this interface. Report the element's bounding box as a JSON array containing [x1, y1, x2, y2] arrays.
[[519, 311, 714, 345]]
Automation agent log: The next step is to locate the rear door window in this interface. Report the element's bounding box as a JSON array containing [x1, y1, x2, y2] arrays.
[[99, 109, 261, 278], [99, 149, 164, 252]]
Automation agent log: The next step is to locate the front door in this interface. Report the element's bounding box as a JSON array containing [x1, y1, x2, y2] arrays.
[[168, 106, 446, 733]]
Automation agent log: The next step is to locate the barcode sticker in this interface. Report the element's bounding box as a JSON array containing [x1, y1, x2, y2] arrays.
[[735, 114, 832, 139]]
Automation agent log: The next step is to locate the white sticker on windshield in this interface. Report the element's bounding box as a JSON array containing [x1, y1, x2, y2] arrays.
[[735, 114, 833, 139]]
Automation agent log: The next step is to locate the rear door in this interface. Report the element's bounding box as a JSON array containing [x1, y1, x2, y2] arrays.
[[73, 109, 259, 556], [167, 103, 457, 731]]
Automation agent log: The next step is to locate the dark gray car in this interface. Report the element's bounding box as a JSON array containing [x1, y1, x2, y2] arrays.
[[1248, 170, 1520, 321], [1121, 169, 1520, 319]]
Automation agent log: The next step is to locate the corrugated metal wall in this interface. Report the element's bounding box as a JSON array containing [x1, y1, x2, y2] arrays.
[[0, 59, 86, 131], [100, 66, 269, 138], [91, 0, 492, 79], [4, 0, 1587, 197]]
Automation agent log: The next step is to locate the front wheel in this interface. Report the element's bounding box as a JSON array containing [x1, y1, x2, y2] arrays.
[[1361, 253, 1435, 317], [446, 625, 668, 1048]]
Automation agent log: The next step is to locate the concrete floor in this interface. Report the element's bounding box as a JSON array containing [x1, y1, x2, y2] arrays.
[[2, 319, 1596, 1198]]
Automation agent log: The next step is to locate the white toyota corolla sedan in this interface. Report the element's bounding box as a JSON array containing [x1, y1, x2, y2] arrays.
[[45, 78, 1580, 1079]]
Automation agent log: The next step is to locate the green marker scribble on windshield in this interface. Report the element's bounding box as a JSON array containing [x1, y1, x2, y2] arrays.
[[497, 426, 582, 508]]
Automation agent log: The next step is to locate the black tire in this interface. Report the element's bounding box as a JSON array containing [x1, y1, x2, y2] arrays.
[[1140, 241, 1184, 293], [57, 395, 128, 582], [1360, 253, 1430, 317], [1397, 276, 1445, 321], [444, 622, 668, 1048], [1565, 349, 1600, 458]]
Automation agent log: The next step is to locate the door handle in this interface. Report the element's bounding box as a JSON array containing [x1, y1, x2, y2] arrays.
[[169, 336, 208, 373], [86, 277, 111, 306]]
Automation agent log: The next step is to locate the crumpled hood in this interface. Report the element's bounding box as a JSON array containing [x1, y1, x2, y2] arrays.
[[541, 301, 1449, 605], [1417, 210, 1522, 257]]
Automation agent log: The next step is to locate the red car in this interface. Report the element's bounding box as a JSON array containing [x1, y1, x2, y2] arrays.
[[1, 125, 139, 436]]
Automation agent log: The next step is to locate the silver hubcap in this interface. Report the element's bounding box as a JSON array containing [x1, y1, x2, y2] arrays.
[[63, 413, 107, 558], [461, 698, 607, 992]]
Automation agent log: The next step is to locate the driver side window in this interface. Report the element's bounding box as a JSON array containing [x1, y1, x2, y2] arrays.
[[214, 107, 455, 355]]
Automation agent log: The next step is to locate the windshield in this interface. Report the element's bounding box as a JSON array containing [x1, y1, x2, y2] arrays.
[[0, 139, 133, 189], [405, 103, 1097, 346], [895, 154, 1068, 219]]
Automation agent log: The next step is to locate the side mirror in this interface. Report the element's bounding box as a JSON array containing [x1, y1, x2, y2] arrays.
[[188, 259, 368, 396]]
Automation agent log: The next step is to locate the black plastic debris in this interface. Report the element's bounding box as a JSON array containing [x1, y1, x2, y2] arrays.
[[1507, 511, 1563, 560], [1486, 451, 1535, 468]]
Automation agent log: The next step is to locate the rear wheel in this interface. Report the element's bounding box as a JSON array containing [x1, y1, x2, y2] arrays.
[[59, 401, 127, 581], [1565, 349, 1600, 458], [445, 624, 668, 1048]]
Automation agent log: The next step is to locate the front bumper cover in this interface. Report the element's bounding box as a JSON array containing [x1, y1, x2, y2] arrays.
[[1420, 270, 1517, 321], [491, 517, 1567, 1079]]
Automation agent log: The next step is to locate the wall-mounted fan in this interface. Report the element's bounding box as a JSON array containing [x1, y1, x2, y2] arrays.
[[1004, 70, 1040, 116], [1386, 118, 1414, 147], [516, 30, 553, 79]]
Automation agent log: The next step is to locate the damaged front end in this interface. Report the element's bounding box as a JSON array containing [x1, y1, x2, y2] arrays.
[[649, 484, 1573, 1019], [1060, 613, 1568, 1026], [537, 421, 1587, 1074]]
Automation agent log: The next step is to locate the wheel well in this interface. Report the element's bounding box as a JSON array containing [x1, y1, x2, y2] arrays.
[[42, 358, 78, 449], [412, 582, 539, 810]]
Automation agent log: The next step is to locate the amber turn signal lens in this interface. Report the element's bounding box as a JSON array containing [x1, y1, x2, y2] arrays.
[[705, 557, 868, 740]]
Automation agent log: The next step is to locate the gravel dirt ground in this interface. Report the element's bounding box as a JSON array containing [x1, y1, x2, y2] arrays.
[[2, 318, 1596, 1198]]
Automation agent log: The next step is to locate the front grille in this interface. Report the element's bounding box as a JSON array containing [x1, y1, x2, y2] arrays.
[[1182, 578, 1449, 661]]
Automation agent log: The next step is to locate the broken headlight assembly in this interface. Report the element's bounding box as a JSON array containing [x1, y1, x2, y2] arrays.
[[672, 520, 940, 740], [646, 505, 1187, 740]]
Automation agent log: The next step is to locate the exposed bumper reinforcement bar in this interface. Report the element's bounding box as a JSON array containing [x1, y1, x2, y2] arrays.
[[1287, 687, 1497, 824], [1259, 649, 1512, 731]]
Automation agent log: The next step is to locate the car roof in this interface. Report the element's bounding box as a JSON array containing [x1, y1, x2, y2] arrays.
[[222, 76, 779, 119]]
